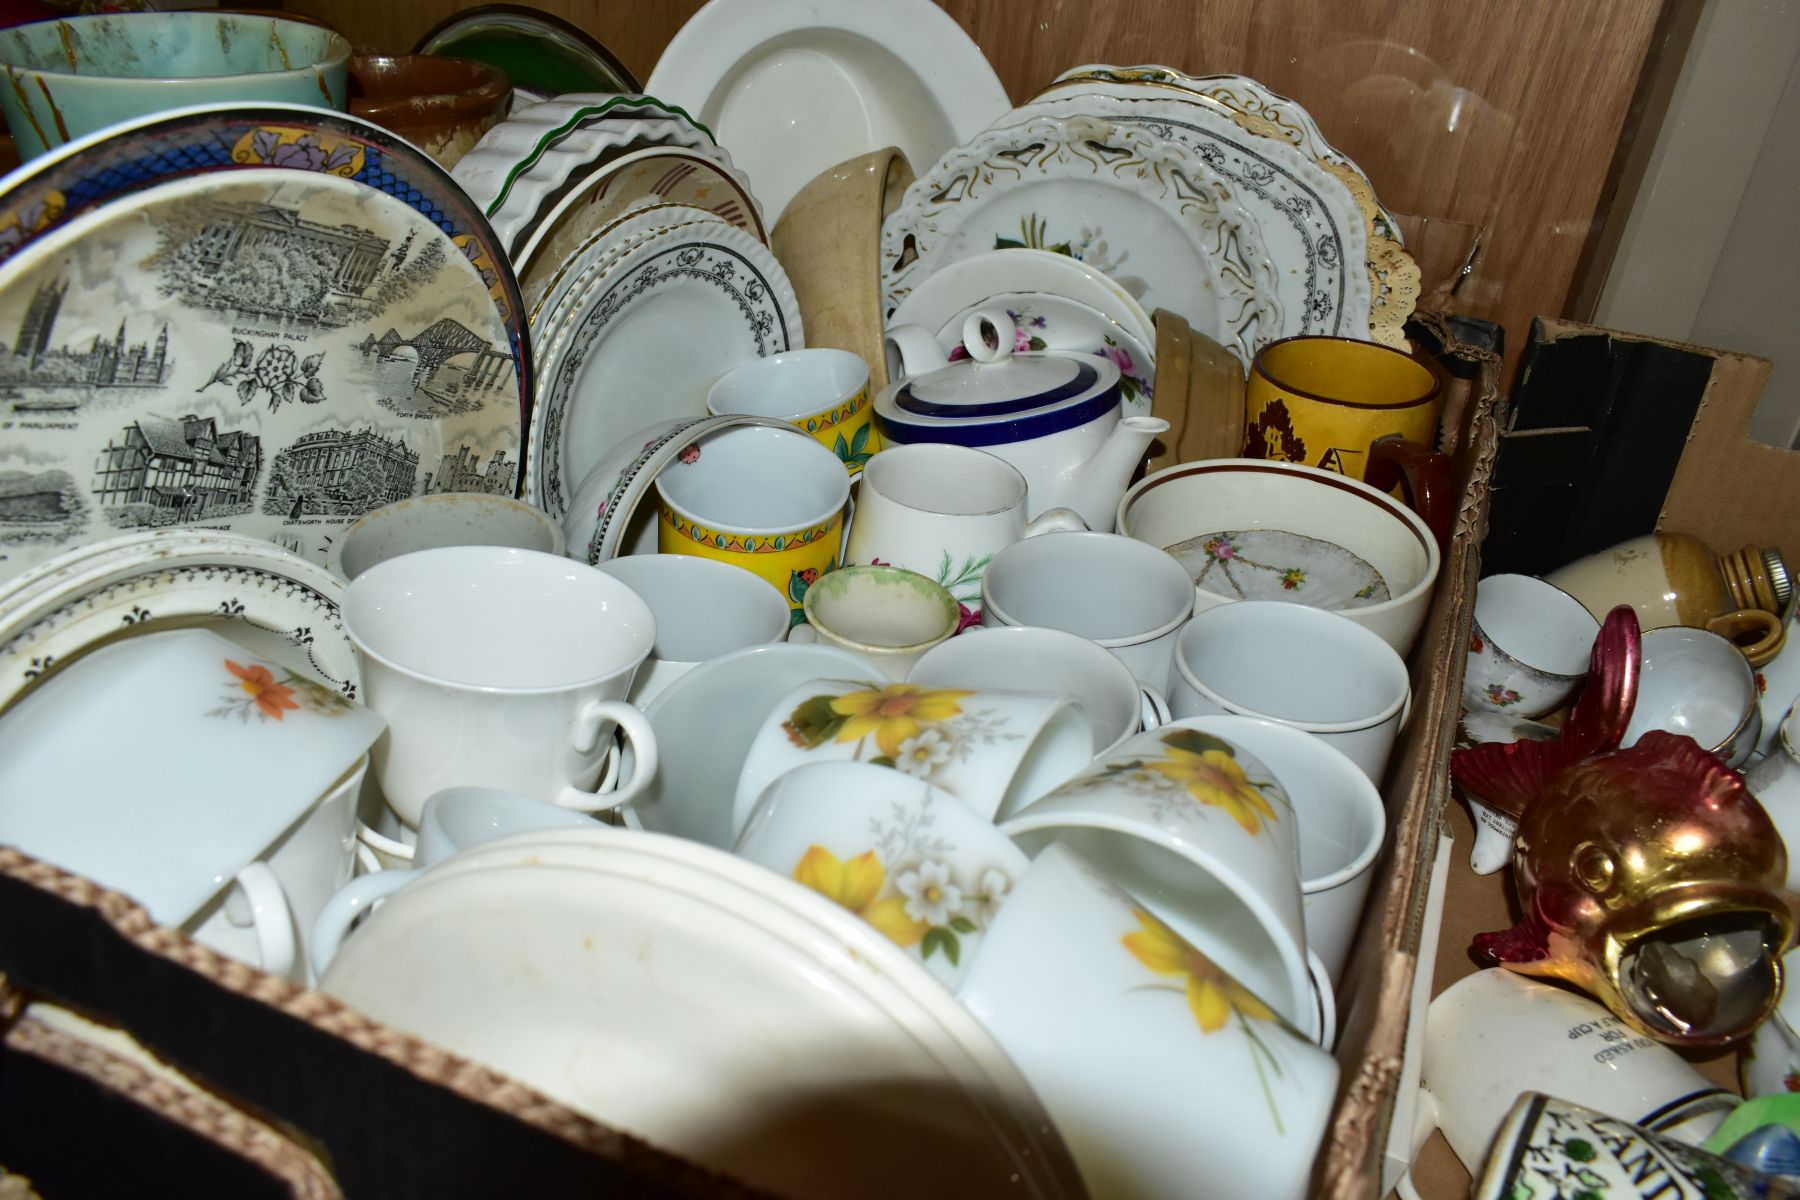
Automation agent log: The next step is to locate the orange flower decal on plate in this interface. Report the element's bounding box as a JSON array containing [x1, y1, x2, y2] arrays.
[[209, 658, 351, 723], [228, 659, 299, 720], [793, 845, 927, 947]]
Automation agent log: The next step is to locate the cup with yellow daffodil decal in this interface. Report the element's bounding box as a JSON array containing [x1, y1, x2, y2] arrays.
[[998, 720, 1320, 1044], [734, 760, 1029, 989], [956, 842, 1340, 1200], [730, 678, 1093, 839]]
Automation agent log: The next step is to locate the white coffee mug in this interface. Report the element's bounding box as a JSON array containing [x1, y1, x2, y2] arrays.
[[595, 554, 790, 703], [310, 786, 599, 976], [1168, 601, 1412, 785], [342, 546, 659, 827], [734, 761, 1030, 989], [957, 841, 1340, 1200], [732, 677, 1093, 834], [1402, 969, 1737, 1185], [844, 443, 1085, 611], [1172, 715, 1386, 985], [908, 624, 1144, 756], [1000, 719, 1317, 1039], [980, 530, 1195, 689]]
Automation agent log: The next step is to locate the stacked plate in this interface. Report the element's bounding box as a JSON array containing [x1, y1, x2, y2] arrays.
[[320, 826, 1086, 1200], [880, 65, 1420, 379]]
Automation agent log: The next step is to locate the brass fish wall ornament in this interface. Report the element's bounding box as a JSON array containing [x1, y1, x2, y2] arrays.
[[1453, 606, 1794, 1046]]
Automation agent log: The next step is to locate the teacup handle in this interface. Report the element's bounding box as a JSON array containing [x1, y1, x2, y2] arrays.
[[1308, 948, 1338, 1051], [1365, 436, 1454, 553], [1708, 607, 1786, 667], [1139, 684, 1171, 731], [310, 868, 418, 979], [223, 861, 296, 980], [355, 820, 416, 865], [1023, 507, 1087, 536], [559, 700, 658, 812]]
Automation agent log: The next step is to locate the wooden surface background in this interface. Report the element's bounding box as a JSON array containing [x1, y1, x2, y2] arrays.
[[293, 0, 1675, 378]]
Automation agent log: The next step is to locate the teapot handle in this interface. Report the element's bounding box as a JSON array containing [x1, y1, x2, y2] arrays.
[[961, 307, 1021, 365]]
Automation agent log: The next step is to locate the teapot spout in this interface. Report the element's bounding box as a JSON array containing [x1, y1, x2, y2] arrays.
[[1070, 415, 1169, 533]]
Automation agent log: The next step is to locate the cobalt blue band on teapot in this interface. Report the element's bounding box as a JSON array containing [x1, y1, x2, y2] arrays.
[[892, 361, 1102, 419], [876, 384, 1122, 447]]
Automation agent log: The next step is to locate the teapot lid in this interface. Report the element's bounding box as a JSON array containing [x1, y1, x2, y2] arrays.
[[876, 307, 1121, 448]]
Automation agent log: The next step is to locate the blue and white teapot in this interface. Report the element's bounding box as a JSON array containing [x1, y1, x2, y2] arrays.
[[879, 307, 1168, 532]]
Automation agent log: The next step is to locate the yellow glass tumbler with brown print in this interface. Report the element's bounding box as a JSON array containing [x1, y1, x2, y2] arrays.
[[1244, 335, 1441, 482], [653, 424, 848, 624], [707, 348, 881, 476]]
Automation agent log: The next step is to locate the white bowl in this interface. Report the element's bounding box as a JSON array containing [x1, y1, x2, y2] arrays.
[[1117, 458, 1441, 656]]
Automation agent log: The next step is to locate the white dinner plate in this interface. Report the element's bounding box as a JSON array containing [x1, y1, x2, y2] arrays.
[[645, 0, 1010, 225], [524, 222, 801, 521], [322, 827, 1084, 1199]]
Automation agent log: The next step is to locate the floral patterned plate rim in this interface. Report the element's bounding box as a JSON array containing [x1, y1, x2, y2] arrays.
[[0, 164, 525, 585], [1165, 528, 1391, 611], [321, 828, 1085, 1198], [524, 221, 801, 521], [0, 529, 357, 713], [0, 102, 528, 410], [1013, 90, 1372, 346], [0, 626, 379, 927], [881, 112, 1285, 368]]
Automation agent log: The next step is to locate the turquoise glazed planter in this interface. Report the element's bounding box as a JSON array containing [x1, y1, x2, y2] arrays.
[[0, 13, 350, 160]]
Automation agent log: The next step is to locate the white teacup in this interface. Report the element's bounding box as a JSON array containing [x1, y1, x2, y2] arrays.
[[844, 443, 1085, 611], [999, 720, 1316, 1038], [788, 564, 961, 678], [732, 677, 1093, 834], [734, 761, 1030, 989], [980, 530, 1195, 689], [328, 493, 565, 582], [1168, 600, 1412, 785], [908, 624, 1145, 756], [1172, 715, 1386, 985], [1623, 626, 1761, 768], [310, 787, 599, 977], [620, 642, 876, 849], [1755, 610, 1800, 756], [1403, 969, 1737, 1185], [1742, 704, 1800, 893], [342, 547, 659, 827], [595, 554, 790, 703], [957, 841, 1339, 1200], [1463, 573, 1599, 717]]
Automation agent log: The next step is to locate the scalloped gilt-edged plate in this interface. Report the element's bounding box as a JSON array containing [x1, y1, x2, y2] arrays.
[[524, 222, 802, 521], [881, 113, 1284, 368], [645, 0, 1009, 226], [0, 529, 357, 713]]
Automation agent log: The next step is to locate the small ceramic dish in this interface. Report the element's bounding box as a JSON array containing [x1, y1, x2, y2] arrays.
[[1118, 458, 1441, 656], [347, 54, 511, 170], [1624, 626, 1761, 769]]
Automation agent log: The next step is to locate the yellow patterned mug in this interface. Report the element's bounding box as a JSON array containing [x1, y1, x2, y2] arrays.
[[1244, 336, 1440, 482], [707, 348, 881, 476], [655, 424, 848, 622]]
